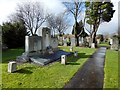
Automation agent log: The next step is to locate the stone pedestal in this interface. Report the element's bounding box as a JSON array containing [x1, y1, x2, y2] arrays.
[[8, 61, 17, 73], [61, 55, 67, 65]]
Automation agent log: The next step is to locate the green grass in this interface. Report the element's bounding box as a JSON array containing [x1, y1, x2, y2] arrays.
[[104, 50, 118, 88], [2, 49, 24, 63], [2, 46, 96, 88], [98, 42, 110, 47]]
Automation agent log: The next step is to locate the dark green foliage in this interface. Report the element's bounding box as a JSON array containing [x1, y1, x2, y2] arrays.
[[72, 20, 88, 38], [85, 1, 115, 27], [85, 1, 115, 45], [97, 34, 104, 42], [2, 21, 27, 48]]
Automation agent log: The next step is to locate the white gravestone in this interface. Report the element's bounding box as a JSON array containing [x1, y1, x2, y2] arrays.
[[110, 39, 113, 45], [91, 43, 95, 48], [61, 55, 67, 65], [71, 38, 76, 46], [8, 61, 17, 73], [63, 39, 67, 46], [70, 46, 73, 52]]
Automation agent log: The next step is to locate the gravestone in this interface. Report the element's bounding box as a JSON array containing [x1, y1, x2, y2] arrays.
[[63, 38, 67, 46], [58, 36, 63, 46], [97, 39, 100, 44], [71, 37, 76, 46], [39, 27, 51, 50], [70, 46, 73, 52], [110, 37, 118, 50], [91, 43, 95, 48]]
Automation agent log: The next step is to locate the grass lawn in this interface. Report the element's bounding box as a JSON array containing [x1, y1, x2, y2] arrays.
[[98, 42, 110, 48], [104, 49, 119, 88], [2, 46, 96, 88]]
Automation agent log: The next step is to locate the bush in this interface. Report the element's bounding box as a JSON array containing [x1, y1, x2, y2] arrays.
[[2, 21, 27, 48]]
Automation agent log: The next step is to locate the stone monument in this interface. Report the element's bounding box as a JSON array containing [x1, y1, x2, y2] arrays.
[[16, 27, 72, 65]]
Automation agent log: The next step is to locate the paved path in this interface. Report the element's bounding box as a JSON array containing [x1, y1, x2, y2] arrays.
[[64, 47, 106, 88]]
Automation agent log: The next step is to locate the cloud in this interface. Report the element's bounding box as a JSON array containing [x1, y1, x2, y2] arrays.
[[0, 0, 18, 24], [0, 0, 66, 24]]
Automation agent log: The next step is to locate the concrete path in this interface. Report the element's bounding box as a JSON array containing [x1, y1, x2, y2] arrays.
[[64, 47, 106, 88]]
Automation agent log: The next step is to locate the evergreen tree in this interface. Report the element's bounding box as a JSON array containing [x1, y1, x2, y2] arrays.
[[2, 20, 27, 48], [85, 1, 115, 47]]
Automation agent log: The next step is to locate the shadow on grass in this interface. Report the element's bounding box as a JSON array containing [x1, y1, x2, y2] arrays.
[[66, 62, 80, 65], [65, 52, 92, 66], [15, 67, 34, 74], [68, 53, 91, 63]]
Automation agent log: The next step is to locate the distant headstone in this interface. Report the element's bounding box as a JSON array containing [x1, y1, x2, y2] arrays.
[[91, 43, 95, 48], [63, 39, 67, 46], [110, 38, 113, 45], [71, 38, 76, 46], [97, 39, 100, 44], [59, 37, 63, 46], [61, 55, 67, 65], [110, 37, 118, 50], [70, 46, 73, 52], [8, 61, 17, 73]]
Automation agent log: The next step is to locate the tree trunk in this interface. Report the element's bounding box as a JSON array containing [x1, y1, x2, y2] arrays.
[[75, 34, 79, 46], [74, 20, 79, 46], [91, 25, 97, 48], [91, 32, 96, 43], [30, 29, 34, 36]]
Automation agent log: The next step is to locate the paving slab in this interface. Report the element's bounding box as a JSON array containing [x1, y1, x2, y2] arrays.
[[64, 47, 106, 88]]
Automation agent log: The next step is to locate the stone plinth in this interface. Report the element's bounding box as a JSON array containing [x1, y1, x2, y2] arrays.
[[61, 55, 67, 65], [8, 61, 17, 73]]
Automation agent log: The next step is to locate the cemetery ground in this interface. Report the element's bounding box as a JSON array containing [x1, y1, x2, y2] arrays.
[[1, 46, 118, 88]]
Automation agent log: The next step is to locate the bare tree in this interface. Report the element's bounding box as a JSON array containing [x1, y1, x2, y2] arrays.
[[16, 2, 48, 35], [47, 13, 69, 36], [47, 14, 56, 36], [63, 1, 84, 46]]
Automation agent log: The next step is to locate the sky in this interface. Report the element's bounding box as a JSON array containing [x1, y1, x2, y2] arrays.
[[0, 0, 119, 35]]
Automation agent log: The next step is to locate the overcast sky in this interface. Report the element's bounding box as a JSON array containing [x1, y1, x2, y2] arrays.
[[0, 0, 119, 35]]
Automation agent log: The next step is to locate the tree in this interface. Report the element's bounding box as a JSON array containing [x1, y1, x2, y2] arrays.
[[72, 20, 88, 37], [47, 13, 69, 36], [16, 2, 49, 36], [63, 1, 84, 46], [2, 20, 27, 48], [96, 34, 104, 42], [85, 1, 115, 48]]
